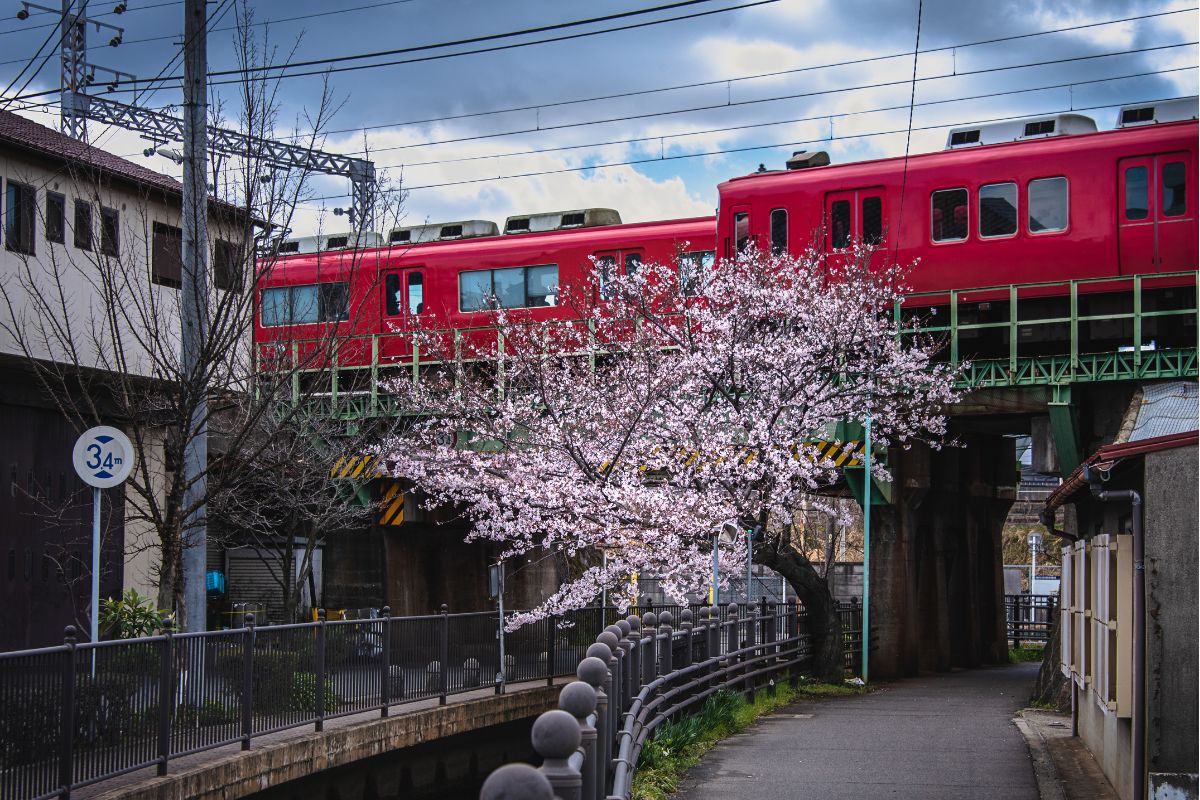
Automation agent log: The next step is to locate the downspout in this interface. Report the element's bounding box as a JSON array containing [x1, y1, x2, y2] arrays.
[[1039, 508, 1078, 735], [1084, 466, 1145, 800]]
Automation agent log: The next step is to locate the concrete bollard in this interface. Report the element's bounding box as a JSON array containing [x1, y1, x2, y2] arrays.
[[560, 681, 598, 800], [425, 660, 442, 693], [479, 762, 554, 800], [595, 631, 622, 759], [533, 709, 582, 800], [625, 615, 642, 701], [577, 656, 609, 800], [640, 612, 657, 686], [464, 657, 481, 688], [680, 609, 694, 667], [657, 611, 674, 676]]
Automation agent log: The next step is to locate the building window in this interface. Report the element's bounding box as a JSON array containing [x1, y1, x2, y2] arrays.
[[1124, 167, 1149, 221], [1028, 177, 1068, 233], [45, 191, 65, 244], [734, 212, 750, 253], [152, 222, 182, 287], [74, 199, 93, 251], [4, 180, 35, 256], [679, 250, 714, 296], [214, 239, 243, 292], [99, 207, 119, 257], [829, 200, 851, 248], [931, 188, 968, 242], [769, 208, 787, 255], [862, 196, 883, 245], [979, 182, 1018, 237], [1162, 161, 1186, 217], [259, 282, 350, 326], [459, 264, 559, 311]]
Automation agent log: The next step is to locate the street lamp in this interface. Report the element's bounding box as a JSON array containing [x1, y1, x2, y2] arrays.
[[1027, 531, 1042, 622]]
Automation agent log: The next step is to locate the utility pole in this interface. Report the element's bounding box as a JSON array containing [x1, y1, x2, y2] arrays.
[[180, 0, 208, 632]]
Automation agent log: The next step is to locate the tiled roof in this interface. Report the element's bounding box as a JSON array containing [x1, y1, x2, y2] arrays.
[[1130, 381, 1198, 441], [0, 107, 183, 196]]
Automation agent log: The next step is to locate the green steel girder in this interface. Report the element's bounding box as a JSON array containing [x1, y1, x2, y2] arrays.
[[1046, 385, 1083, 476]]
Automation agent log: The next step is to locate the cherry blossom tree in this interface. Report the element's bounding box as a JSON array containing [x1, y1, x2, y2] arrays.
[[380, 242, 960, 679]]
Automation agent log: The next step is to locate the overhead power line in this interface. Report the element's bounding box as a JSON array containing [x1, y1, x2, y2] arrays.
[[301, 94, 1195, 199]]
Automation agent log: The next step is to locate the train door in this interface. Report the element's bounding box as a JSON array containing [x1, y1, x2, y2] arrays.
[[1119, 152, 1195, 274], [824, 188, 887, 267], [379, 267, 424, 363]]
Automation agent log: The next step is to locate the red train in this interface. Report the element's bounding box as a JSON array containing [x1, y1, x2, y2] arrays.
[[257, 99, 1197, 371]]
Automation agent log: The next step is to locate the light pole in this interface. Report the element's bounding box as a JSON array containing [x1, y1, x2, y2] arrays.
[[1027, 531, 1042, 622], [861, 413, 871, 684]]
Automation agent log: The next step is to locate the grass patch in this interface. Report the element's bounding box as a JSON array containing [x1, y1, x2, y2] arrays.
[[1009, 645, 1046, 663], [631, 678, 866, 800]]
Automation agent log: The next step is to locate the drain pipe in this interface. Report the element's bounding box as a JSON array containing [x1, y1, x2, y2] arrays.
[[1084, 466, 1145, 800], [1039, 508, 1079, 736]]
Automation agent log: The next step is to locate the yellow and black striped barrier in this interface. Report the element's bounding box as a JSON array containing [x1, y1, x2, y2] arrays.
[[378, 480, 406, 526], [329, 454, 383, 480], [810, 440, 863, 467]]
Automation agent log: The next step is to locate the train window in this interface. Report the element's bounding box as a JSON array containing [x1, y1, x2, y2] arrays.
[[862, 197, 883, 245], [261, 287, 289, 326], [931, 189, 967, 242], [1162, 162, 1186, 217], [459, 265, 560, 311], [408, 272, 425, 314], [319, 282, 350, 321], [830, 200, 851, 248], [770, 209, 787, 255], [679, 250, 714, 296], [292, 285, 320, 324], [595, 256, 617, 299], [385, 274, 402, 315], [527, 265, 559, 306], [734, 212, 750, 253], [979, 183, 1017, 237], [460, 271, 492, 312], [624, 252, 642, 277], [1028, 177, 1068, 233], [1124, 167, 1149, 221]]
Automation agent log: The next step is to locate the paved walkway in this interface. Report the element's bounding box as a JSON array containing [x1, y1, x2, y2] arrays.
[[676, 663, 1040, 800]]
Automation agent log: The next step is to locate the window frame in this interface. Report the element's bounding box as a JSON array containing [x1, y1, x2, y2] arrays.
[[1026, 176, 1069, 235], [829, 199, 852, 249], [457, 264, 560, 312], [258, 281, 350, 326], [977, 181, 1019, 239], [99, 206, 119, 257], [930, 187, 969, 244], [733, 212, 751, 253], [45, 191, 65, 244], [73, 199, 93, 251], [214, 239, 243, 292], [407, 270, 425, 315], [1161, 161, 1186, 218], [151, 221, 182, 287], [679, 250, 714, 297], [4, 180, 36, 256], [769, 208, 788, 255]]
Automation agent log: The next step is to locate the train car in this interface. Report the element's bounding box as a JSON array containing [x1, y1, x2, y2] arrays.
[[254, 211, 715, 377], [715, 100, 1198, 358]]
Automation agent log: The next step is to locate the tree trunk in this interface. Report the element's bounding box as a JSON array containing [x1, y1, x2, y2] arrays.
[[754, 537, 844, 683]]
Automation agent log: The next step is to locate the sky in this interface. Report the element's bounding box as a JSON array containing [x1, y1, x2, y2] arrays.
[[1, 0, 1196, 237]]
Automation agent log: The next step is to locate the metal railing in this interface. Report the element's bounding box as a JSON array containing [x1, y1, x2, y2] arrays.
[[0, 604, 615, 800], [479, 598, 823, 800], [1005, 594, 1059, 647]]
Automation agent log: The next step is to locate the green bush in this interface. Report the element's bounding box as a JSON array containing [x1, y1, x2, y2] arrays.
[[288, 672, 338, 714], [100, 590, 169, 640]]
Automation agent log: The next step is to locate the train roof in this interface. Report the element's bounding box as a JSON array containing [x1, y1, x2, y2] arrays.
[[261, 216, 715, 284], [718, 115, 1198, 194]]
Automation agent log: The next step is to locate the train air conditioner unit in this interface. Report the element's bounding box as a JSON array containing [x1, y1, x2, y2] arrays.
[[945, 114, 1097, 149], [275, 231, 383, 254], [387, 219, 499, 245], [503, 208, 621, 234], [1117, 96, 1199, 128], [785, 150, 831, 170]]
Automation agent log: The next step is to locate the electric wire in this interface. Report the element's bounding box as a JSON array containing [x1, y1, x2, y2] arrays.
[[891, 0, 924, 266]]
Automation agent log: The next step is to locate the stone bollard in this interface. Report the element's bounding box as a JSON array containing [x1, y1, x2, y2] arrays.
[[657, 611, 674, 676], [533, 709, 582, 800], [610, 622, 633, 712], [560, 681, 598, 800], [625, 615, 643, 699], [577, 656, 609, 800], [725, 603, 741, 658], [505, 654, 516, 683], [426, 660, 442, 693], [464, 657, 481, 688], [680, 609, 694, 667], [595, 631, 622, 750], [640, 612, 657, 686], [479, 762, 554, 800], [583, 644, 613, 796]]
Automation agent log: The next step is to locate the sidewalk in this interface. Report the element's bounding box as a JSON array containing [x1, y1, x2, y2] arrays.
[[676, 663, 1041, 800]]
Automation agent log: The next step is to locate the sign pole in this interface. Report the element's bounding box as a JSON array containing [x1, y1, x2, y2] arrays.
[[862, 414, 871, 684], [711, 533, 719, 605], [91, 486, 101, 675]]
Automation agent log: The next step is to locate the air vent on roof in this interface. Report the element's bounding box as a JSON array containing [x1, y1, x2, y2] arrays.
[[325, 236, 349, 250], [1117, 97, 1198, 128], [949, 129, 981, 146], [387, 219, 499, 244], [503, 208, 621, 234], [275, 231, 383, 254], [944, 114, 1096, 149], [785, 150, 831, 170], [277, 240, 300, 254]]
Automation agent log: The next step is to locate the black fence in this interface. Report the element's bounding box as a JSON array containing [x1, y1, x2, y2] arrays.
[[0, 605, 614, 800], [1005, 594, 1058, 647], [480, 599, 819, 800], [836, 599, 863, 676]]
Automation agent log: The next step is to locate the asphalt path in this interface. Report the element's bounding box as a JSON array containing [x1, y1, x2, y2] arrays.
[[675, 663, 1040, 800]]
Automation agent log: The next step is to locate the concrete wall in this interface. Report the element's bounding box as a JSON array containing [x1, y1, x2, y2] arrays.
[[1143, 445, 1198, 782]]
